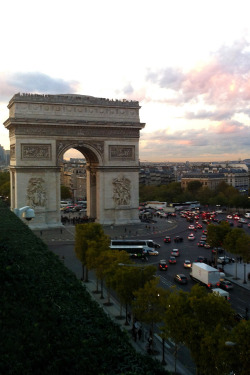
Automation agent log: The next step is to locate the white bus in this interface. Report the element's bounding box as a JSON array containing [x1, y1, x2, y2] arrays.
[[110, 239, 160, 249], [145, 201, 167, 210], [109, 244, 146, 258]]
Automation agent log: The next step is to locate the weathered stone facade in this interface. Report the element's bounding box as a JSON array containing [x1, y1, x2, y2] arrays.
[[5, 93, 145, 229]]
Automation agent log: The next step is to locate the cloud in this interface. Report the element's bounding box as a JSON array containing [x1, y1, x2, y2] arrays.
[[140, 121, 250, 161], [0, 72, 80, 102], [145, 39, 250, 111]]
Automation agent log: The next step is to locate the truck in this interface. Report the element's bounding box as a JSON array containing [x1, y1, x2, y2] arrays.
[[212, 288, 230, 301], [190, 263, 221, 288]]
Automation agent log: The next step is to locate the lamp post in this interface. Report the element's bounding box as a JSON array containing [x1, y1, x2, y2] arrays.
[[243, 263, 247, 284]]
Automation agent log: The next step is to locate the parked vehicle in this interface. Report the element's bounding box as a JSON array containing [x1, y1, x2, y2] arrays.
[[212, 288, 230, 301], [190, 263, 220, 288]]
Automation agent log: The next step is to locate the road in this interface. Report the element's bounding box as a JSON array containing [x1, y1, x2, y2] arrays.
[[134, 212, 250, 317]]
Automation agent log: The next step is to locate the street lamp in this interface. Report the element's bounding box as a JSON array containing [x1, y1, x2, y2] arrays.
[[243, 263, 247, 284]]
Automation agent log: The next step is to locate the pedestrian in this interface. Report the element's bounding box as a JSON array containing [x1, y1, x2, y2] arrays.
[[138, 327, 142, 341], [132, 323, 137, 342]]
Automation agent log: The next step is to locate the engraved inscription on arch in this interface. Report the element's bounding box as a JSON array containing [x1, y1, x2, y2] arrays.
[[109, 145, 135, 160], [21, 144, 51, 160]]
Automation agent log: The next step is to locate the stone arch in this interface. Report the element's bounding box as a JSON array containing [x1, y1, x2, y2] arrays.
[[56, 141, 104, 166], [4, 93, 145, 229]]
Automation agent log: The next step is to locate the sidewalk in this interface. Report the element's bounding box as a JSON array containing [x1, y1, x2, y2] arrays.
[[224, 262, 250, 291], [83, 276, 195, 375]]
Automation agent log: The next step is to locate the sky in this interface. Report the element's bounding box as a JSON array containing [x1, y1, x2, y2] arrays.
[[1, 0, 250, 162]]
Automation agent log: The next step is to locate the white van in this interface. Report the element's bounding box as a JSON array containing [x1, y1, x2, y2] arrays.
[[212, 288, 230, 301], [244, 212, 250, 218]]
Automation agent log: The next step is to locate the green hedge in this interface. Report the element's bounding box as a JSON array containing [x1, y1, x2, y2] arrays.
[[0, 201, 168, 375]]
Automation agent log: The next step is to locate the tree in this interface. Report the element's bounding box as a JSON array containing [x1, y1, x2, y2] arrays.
[[112, 264, 157, 322], [187, 180, 202, 195], [161, 289, 189, 373], [0, 181, 10, 203], [132, 278, 169, 350], [185, 285, 234, 374], [85, 236, 110, 293], [227, 320, 250, 375], [207, 222, 232, 265], [235, 233, 250, 263], [60, 185, 72, 200], [75, 223, 110, 282]]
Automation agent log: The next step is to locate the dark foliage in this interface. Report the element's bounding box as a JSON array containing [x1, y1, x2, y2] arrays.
[[0, 201, 168, 375]]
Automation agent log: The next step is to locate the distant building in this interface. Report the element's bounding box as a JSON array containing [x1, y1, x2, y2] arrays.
[[60, 160, 86, 201], [139, 166, 175, 185], [181, 174, 226, 190]]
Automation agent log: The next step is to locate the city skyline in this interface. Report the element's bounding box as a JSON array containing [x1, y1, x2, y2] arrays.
[[1, 1, 250, 162]]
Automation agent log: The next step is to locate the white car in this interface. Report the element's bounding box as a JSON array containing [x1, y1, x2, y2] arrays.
[[188, 224, 195, 230], [227, 215, 233, 219], [188, 233, 195, 240], [144, 249, 159, 256], [217, 256, 233, 264], [184, 260, 192, 268]]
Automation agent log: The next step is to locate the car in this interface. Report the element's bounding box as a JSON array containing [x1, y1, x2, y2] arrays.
[[239, 218, 247, 224], [203, 229, 208, 235], [197, 240, 206, 247], [220, 280, 233, 290], [171, 249, 180, 257], [159, 259, 168, 271], [217, 256, 234, 264], [144, 249, 159, 256], [212, 247, 224, 254], [196, 224, 202, 229], [196, 256, 207, 263], [174, 236, 183, 243], [227, 215, 233, 219], [204, 243, 211, 249], [233, 215, 240, 220], [188, 233, 195, 240], [174, 274, 188, 285], [153, 242, 161, 249], [169, 256, 177, 264], [184, 260, 192, 268], [200, 235, 207, 241], [188, 224, 195, 230], [248, 223, 250, 228], [164, 236, 171, 243]]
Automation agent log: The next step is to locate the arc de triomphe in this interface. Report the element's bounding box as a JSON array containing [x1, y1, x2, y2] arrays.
[[4, 93, 145, 229]]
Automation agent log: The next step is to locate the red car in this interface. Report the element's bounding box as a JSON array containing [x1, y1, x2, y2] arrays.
[[169, 256, 177, 264], [164, 236, 171, 243]]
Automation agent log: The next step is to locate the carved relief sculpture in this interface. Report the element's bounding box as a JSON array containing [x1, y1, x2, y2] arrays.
[[27, 177, 46, 208], [112, 176, 131, 206], [10, 145, 16, 160]]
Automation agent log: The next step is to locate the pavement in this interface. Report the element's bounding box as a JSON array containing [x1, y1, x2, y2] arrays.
[[33, 217, 250, 375]]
